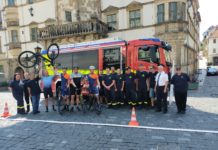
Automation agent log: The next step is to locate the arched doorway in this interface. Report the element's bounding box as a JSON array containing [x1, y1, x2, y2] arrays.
[[14, 67, 24, 79]]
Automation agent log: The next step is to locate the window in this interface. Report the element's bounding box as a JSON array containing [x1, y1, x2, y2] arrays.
[[56, 53, 73, 69], [107, 14, 117, 31], [28, 0, 34, 4], [164, 50, 171, 63], [169, 2, 177, 21], [103, 47, 122, 69], [138, 47, 151, 62], [8, 0, 15, 6], [72, 50, 98, 69], [65, 11, 72, 22], [213, 48, 216, 53], [55, 50, 99, 70], [213, 39, 216, 44], [11, 30, 18, 43], [129, 10, 141, 28], [157, 4, 165, 23], [30, 27, 38, 41]]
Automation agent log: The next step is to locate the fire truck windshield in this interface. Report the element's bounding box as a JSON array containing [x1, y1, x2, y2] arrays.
[[138, 46, 159, 63]]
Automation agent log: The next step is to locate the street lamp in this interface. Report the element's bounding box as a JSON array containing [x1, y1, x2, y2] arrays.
[[29, 7, 34, 16]]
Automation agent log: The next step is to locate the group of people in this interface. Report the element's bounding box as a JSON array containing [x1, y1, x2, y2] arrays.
[[9, 63, 190, 115]]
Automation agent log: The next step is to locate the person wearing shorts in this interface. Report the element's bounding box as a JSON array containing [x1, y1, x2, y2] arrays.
[[87, 66, 100, 102], [41, 70, 57, 112], [61, 67, 71, 111], [70, 66, 83, 112]]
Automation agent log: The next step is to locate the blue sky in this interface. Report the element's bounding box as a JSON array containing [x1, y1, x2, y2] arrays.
[[199, 0, 218, 40]]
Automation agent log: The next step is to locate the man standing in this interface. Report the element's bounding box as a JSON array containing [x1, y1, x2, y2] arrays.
[[9, 73, 26, 115], [70, 66, 83, 112], [87, 66, 101, 114], [61, 66, 71, 111], [124, 67, 137, 106], [155, 65, 169, 113], [114, 68, 125, 106], [136, 65, 149, 106], [171, 67, 190, 114], [41, 70, 57, 112], [102, 67, 115, 107]]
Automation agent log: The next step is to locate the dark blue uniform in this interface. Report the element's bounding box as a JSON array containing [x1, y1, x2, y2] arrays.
[[99, 74, 105, 97], [171, 73, 190, 113], [115, 74, 124, 105], [136, 71, 149, 105], [124, 73, 137, 106], [103, 74, 115, 106], [10, 80, 25, 114]]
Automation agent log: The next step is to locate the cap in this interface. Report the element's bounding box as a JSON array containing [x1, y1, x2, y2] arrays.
[[89, 66, 95, 70]]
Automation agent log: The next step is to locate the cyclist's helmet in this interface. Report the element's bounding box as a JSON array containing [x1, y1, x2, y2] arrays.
[[89, 65, 95, 70]]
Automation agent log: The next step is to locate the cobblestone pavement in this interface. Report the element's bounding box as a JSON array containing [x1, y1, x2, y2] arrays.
[[0, 73, 218, 150]]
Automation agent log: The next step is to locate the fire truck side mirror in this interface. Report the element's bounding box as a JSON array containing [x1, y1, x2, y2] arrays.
[[149, 46, 158, 63]]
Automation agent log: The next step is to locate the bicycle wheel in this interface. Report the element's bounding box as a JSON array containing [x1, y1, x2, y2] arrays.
[[47, 43, 60, 60], [18, 51, 37, 68]]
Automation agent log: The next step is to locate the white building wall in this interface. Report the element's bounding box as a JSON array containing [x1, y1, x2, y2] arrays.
[[142, 3, 155, 26], [18, 0, 56, 26], [108, 27, 155, 41]]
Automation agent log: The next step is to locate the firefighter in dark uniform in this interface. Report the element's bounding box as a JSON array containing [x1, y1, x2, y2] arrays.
[[136, 65, 149, 106], [23, 72, 31, 113], [124, 67, 137, 106], [9, 73, 26, 115], [171, 66, 190, 114], [102, 67, 115, 107], [114, 68, 125, 106], [99, 70, 106, 104]]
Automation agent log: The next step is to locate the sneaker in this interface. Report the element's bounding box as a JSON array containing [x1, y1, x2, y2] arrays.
[[70, 107, 74, 112], [77, 106, 81, 111]]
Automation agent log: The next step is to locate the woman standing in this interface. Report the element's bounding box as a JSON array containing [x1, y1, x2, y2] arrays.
[[9, 73, 26, 115]]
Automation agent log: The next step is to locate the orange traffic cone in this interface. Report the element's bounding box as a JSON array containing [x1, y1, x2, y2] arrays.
[[1, 103, 11, 118], [128, 107, 139, 126]]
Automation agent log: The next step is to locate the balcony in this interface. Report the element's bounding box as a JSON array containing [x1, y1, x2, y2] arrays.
[[5, 7, 19, 23], [6, 20, 19, 27], [38, 19, 108, 40], [8, 42, 21, 49]]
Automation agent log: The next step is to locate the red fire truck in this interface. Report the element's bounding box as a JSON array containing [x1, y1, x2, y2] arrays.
[[42, 37, 172, 74]]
